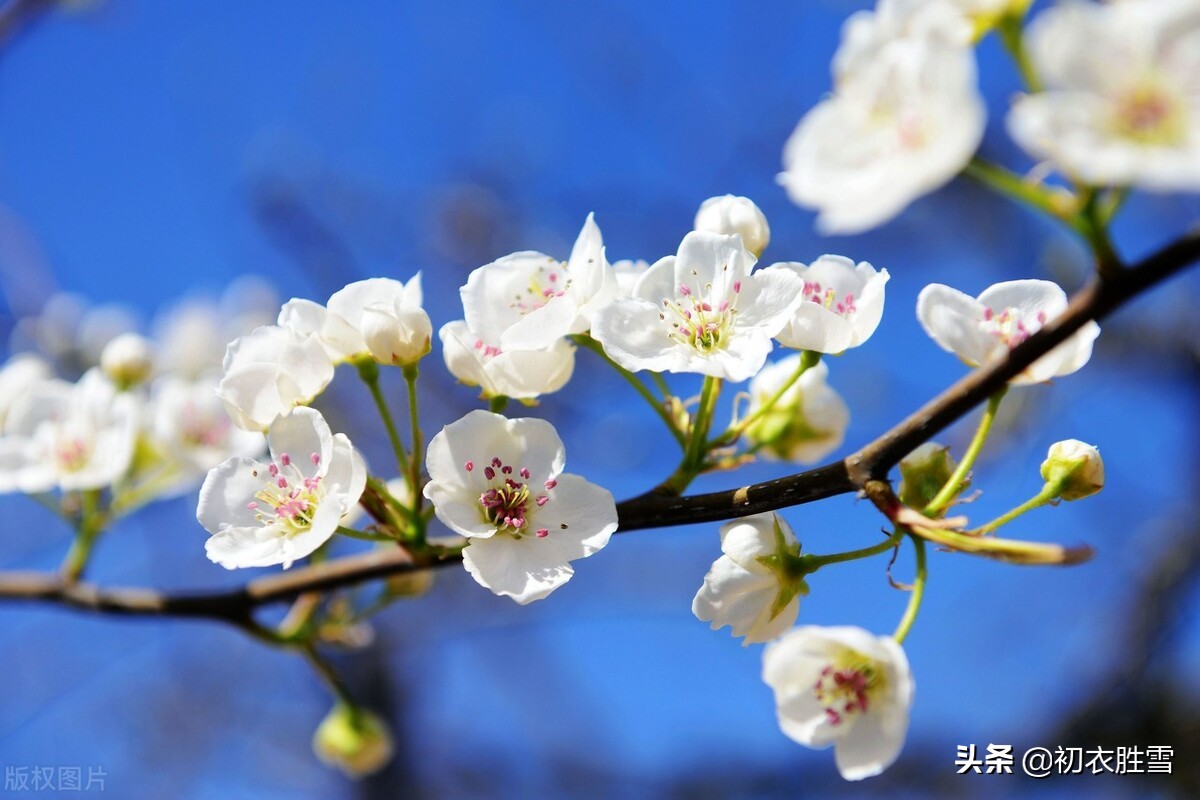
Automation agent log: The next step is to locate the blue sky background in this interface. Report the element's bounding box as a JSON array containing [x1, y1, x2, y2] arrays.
[[0, 1, 1198, 797]]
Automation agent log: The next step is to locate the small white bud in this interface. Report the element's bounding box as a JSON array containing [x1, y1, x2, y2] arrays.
[[361, 303, 432, 367], [100, 333, 154, 388], [694, 194, 770, 256], [1040, 439, 1104, 501]]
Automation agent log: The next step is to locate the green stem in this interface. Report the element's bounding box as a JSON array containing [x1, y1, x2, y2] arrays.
[[998, 13, 1042, 93], [402, 364, 424, 516], [60, 490, 105, 582], [649, 371, 671, 399], [571, 334, 686, 447], [892, 537, 927, 644], [302, 643, 355, 708], [488, 395, 509, 414], [655, 376, 723, 496], [358, 360, 410, 478], [335, 525, 396, 543], [716, 350, 819, 447], [972, 483, 1058, 536], [964, 159, 1079, 227], [923, 388, 1007, 517], [804, 529, 905, 571], [1079, 190, 1123, 280]]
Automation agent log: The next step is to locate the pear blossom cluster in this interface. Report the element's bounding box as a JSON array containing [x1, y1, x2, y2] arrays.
[[0, 296, 267, 507], [781, 0, 1200, 235]]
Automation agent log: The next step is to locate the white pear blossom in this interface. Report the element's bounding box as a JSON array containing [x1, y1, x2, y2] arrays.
[[460, 214, 617, 351], [612, 259, 650, 297], [280, 276, 431, 365], [152, 278, 278, 379], [694, 195, 771, 256], [217, 324, 335, 432], [775, 256, 889, 354], [149, 375, 265, 493], [692, 512, 806, 645], [916, 279, 1100, 384], [1007, 0, 1200, 191], [439, 320, 576, 401], [100, 332, 155, 387], [780, 37, 986, 234], [592, 231, 803, 382], [763, 626, 915, 781], [422, 410, 618, 604], [0, 354, 52, 429], [0, 369, 137, 494], [1041, 439, 1104, 501], [744, 359, 850, 464], [836, 0, 1026, 78], [198, 407, 366, 570]]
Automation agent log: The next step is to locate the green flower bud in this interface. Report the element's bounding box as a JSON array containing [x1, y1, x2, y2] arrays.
[[898, 442, 959, 510], [1040, 439, 1103, 501], [312, 704, 394, 778]]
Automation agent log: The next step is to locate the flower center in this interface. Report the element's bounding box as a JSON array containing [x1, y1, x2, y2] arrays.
[[246, 451, 325, 535], [510, 258, 571, 315], [981, 306, 1047, 348], [1113, 83, 1184, 145], [812, 652, 886, 727], [468, 456, 554, 538], [660, 279, 741, 354], [802, 280, 857, 319], [180, 405, 230, 449], [55, 436, 91, 473]]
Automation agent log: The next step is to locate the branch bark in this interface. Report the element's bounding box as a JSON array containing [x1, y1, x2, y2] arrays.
[[1, 228, 1197, 624]]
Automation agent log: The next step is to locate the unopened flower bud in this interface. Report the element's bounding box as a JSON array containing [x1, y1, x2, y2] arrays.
[[694, 194, 770, 256], [100, 333, 154, 388], [1040, 439, 1103, 501], [898, 442, 959, 510], [312, 704, 394, 778], [744, 358, 848, 465], [362, 303, 432, 366]]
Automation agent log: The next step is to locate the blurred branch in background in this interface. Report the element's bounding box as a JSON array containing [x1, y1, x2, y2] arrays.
[[0, 0, 54, 55]]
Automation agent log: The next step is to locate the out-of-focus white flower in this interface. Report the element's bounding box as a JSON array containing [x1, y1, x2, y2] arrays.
[[774, 256, 889, 354], [694, 195, 771, 257], [198, 407, 366, 569], [100, 332, 155, 388], [422, 410, 618, 604], [916, 279, 1100, 384], [744, 358, 849, 464], [692, 512, 807, 644], [280, 275, 431, 366], [439, 320, 576, 401], [780, 38, 986, 234], [216, 325, 335, 432], [612, 259, 650, 298], [312, 704, 394, 779], [763, 626, 915, 781], [0, 354, 51, 429], [836, 0, 1027, 78], [153, 280, 278, 380], [1041, 439, 1104, 501], [592, 231, 802, 382], [460, 214, 617, 351], [0, 369, 137, 493], [1008, 0, 1200, 191], [149, 375, 265, 493]]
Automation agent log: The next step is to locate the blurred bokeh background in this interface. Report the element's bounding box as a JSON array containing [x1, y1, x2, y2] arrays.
[[0, 0, 1198, 797]]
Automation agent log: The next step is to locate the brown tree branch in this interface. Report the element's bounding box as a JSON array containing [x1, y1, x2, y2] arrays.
[[0, 228, 1197, 625]]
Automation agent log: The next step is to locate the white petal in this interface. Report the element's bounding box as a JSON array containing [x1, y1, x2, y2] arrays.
[[460, 534, 575, 604], [196, 456, 266, 534], [528, 473, 618, 555], [267, 407, 334, 476]]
